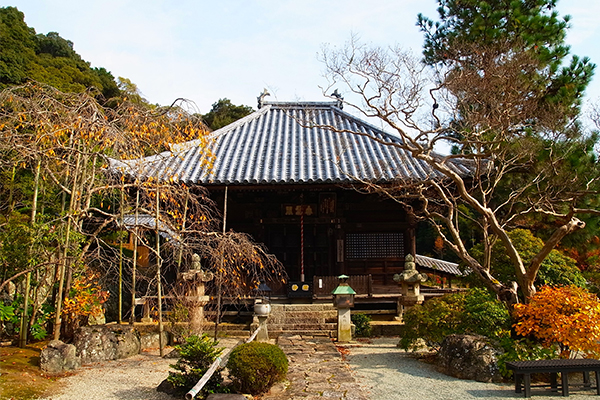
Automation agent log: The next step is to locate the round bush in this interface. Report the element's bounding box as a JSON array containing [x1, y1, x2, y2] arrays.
[[351, 313, 372, 337], [226, 342, 288, 395]]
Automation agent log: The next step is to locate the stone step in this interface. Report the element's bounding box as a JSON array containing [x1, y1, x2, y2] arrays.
[[268, 329, 335, 338], [214, 330, 250, 338], [267, 316, 335, 325], [270, 304, 336, 312], [267, 323, 337, 331], [267, 306, 337, 326]]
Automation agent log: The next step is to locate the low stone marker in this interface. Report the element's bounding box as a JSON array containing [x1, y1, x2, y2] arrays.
[[436, 334, 503, 383], [40, 340, 81, 375]]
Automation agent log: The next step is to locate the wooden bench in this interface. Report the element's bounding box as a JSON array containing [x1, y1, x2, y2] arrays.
[[506, 359, 600, 397]]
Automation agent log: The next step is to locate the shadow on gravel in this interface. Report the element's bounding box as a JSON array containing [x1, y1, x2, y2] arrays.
[[464, 389, 516, 398], [114, 387, 177, 400]]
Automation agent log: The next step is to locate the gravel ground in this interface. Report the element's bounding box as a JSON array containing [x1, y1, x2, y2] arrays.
[[37, 337, 600, 400], [37, 349, 175, 400], [37, 338, 241, 400], [36, 349, 176, 400], [346, 337, 600, 400]]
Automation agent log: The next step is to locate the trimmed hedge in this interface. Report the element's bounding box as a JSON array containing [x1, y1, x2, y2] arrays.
[[226, 342, 288, 395]]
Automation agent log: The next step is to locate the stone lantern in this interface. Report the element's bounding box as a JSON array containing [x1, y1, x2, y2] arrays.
[[252, 281, 272, 342], [332, 275, 356, 342], [253, 297, 271, 342], [394, 254, 428, 321], [181, 254, 214, 333]]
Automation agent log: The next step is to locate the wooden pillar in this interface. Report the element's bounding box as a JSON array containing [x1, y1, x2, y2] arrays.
[[407, 209, 417, 257]]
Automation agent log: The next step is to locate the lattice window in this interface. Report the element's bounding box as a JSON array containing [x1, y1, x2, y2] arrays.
[[345, 232, 404, 259]]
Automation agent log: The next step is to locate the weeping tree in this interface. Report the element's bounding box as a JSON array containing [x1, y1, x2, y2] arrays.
[[113, 158, 286, 341], [0, 82, 210, 343], [319, 0, 599, 306]]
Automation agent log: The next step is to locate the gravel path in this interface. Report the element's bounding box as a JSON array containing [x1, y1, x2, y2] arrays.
[[37, 349, 177, 400], [38, 338, 241, 400], [346, 337, 600, 400], [37, 337, 600, 400]]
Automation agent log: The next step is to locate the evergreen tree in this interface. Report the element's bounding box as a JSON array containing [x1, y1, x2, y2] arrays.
[[0, 6, 122, 101], [202, 98, 253, 131], [418, 0, 594, 129]]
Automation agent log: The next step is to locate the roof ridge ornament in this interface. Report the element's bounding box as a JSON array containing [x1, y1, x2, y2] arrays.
[[331, 89, 343, 109], [257, 88, 270, 109]]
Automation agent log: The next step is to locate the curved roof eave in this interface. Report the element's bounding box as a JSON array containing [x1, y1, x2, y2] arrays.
[[109, 101, 476, 186]]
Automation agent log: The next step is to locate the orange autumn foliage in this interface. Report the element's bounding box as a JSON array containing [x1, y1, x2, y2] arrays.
[[513, 286, 600, 358], [61, 271, 109, 338]]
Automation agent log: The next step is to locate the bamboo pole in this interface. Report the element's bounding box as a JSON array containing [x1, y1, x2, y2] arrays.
[[213, 186, 228, 341], [18, 272, 31, 348], [8, 164, 16, 215], [176, 187, 189, 269], [185, 357, 222, 400], [130, 188, 140, 325], [19, 159, 41, 348], [118, 182, 125, 324], [155, 184, 164, 357], [53, 151, 81, 341]]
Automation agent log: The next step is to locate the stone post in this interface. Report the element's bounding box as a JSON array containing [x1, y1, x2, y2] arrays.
[[141, 299, 152, 323], [337, 307, 352, 342]]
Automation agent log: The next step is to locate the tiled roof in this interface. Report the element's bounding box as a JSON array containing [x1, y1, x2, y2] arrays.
[[415, 254, 463, 276], [120, 214, 179, 242], [110, 101, 473, 185]]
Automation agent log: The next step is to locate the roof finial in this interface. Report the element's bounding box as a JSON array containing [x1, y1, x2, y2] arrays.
[[257, 88, 270, 109], [331, 89, 343, 109]]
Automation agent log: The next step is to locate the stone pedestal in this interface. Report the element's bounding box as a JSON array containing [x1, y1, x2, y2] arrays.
[[187, 295, 210, 333], [337, 307, 352, 342], [141, 300, 153, 323], [253, 299, 271, 342], [256, 315, 269, 342]]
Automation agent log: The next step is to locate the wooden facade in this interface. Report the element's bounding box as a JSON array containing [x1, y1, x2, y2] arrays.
[[210, 186, 416, 290]]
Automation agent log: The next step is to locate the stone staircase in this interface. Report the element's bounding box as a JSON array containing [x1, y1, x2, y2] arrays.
[[262, 303, 338, 338], [210, 303, 337, 338], [210, 303, 406, 338]]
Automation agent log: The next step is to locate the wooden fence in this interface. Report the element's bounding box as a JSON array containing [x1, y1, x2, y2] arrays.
[[312, 274, 373, 297]]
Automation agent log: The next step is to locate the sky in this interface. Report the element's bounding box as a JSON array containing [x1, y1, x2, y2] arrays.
[[9, 0, 600, 122]]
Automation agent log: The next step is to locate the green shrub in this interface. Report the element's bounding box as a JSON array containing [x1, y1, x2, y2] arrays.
[[399, 291, 463, 350], [226, 342, 288, 395], [167, 334, 227, 397], [497, 338, 557, 378], [461, 287, 511, 338], [0, 303, 14, 321], [399, 288, 511, 351], [351, 313, 372, 337], [167, 301, 193, 343]]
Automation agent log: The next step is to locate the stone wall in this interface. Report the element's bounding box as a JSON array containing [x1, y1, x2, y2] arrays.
[[40, 324, 171, 374]]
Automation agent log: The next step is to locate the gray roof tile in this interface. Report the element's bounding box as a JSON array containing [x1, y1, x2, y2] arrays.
[[110, 101, 473, 185], [415, 254, 463, 276]]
